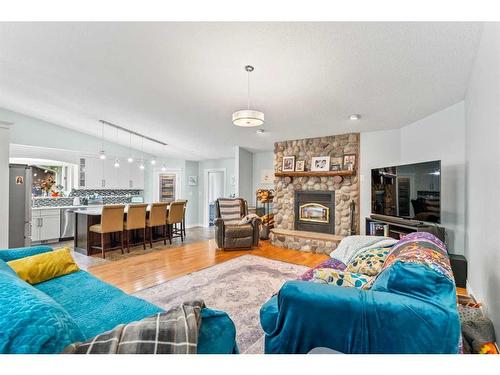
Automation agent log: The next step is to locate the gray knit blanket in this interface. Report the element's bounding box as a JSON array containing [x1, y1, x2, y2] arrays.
[[63, 300, 204, 354]]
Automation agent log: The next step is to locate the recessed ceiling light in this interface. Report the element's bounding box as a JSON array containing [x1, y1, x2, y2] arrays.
[[349, 114, 361, 121], [256, 129, 265, 134]]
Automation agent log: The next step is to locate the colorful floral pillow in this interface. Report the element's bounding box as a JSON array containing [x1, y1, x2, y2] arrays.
[[347, 247, 391, 276], [312, 268, 372, 288]]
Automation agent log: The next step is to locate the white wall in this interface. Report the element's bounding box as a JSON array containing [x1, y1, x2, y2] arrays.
[[0, 122, 11, 248], [360, 128, 402, 233], [360, 102, 466, 253], [235, 146, 254, 206], [400, 102, 466, 252], [251, 151, 274, 206], [464, 23, 500, 335]]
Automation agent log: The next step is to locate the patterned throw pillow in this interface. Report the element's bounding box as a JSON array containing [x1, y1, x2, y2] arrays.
[[347, 247, 391, 276], [312, 268, 372, 288]]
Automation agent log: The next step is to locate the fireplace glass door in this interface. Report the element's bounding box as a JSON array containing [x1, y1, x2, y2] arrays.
[[299, 203, 330, 223]]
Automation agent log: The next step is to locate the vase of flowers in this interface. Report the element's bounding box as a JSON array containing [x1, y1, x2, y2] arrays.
[[40, 176, 55, 196]]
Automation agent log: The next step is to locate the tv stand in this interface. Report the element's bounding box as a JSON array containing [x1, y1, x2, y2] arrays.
[[366, 215, 445, 243]]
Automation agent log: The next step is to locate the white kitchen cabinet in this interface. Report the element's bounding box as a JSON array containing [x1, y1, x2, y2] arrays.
[[80, 156, 144, 190], [129, 164, 144, 189], [103, 159, 119, 188], [81, 157, 104, 189], [32, 209, 60, 243]]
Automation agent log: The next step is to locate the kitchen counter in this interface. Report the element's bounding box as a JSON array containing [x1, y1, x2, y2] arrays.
[[32, 205, 99, 210], [73, 204, 160, 255]]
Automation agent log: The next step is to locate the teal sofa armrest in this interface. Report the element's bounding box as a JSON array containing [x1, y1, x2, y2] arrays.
[[0, 246, 53, 262], [261, 280, 460, 354]]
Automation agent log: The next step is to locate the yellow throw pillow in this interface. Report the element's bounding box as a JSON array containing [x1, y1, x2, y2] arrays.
[[7, 247, 79, 285]]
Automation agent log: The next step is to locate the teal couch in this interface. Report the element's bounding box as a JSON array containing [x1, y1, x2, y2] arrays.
[[0, 246, 237, 354], [260, 232, 461, 354]]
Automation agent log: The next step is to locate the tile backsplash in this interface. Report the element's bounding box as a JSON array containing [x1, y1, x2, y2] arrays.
[[33, 189, 144, 207], [69, 189, 142, 197]]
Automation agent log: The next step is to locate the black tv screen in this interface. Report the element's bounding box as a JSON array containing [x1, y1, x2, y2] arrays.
[[371, 160, 441, 223]]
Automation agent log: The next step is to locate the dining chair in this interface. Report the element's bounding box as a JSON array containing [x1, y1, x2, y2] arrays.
[[146, 202, 169, 248], [89, 205, 125, 259], [176, 199, 188, 239], [123, 203, 147, 252], [167, 201, 185, 243]]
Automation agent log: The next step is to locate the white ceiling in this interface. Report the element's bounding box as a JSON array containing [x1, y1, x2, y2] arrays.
[[0, 22, 482, 160]]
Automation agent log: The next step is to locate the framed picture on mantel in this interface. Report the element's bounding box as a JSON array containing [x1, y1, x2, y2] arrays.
[[295, 160, 305, 172], [282, 156, 295, 172], [311, 156, 330, 172]]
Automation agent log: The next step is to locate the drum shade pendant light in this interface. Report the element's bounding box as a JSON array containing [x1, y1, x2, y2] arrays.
[[232, 65, 264, 127]]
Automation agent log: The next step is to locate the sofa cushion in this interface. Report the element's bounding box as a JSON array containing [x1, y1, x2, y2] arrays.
[[35, 270, 163, 340], [312, 268, 372, 288], [347, 247, 391, 276], [0, 270, 84, 354], [35, 270, 238, 353], [225, 223, 254, 238], [8, 248, 79, 285], [0, 258, 16, 276], [0, 245, 52, 262]]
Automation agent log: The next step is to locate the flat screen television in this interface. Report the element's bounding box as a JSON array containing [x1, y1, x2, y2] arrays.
[[371, 160, 441, 224]]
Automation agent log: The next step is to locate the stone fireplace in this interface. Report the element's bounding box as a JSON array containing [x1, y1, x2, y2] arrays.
[[295, 191, 335, 234], [270, 133, 360, 254]]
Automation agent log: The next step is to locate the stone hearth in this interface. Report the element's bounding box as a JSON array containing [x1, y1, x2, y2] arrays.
[[271, 133, 360, 253], [270, 228, 344, 255]]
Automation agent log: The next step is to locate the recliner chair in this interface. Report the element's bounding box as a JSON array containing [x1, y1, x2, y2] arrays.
[[214, 198, 261, 250]]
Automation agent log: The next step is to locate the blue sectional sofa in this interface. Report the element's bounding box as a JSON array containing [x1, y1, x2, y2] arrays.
[[260, 232, 461, 354], [0, 246, 237, 354]]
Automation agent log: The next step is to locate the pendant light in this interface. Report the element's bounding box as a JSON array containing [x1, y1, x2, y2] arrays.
[[161, 144, 167, 171], [127, 133, 134, 163], [113, 127, 120, 168], [99, 122, 106, 159], [139, 136, 145, 170], [232, 65, 264, 127]]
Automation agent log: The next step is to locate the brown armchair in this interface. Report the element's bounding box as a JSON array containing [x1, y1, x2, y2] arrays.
[[214, 198, 261, 250]]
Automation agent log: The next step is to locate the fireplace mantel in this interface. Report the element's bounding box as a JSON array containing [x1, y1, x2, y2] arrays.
[[275, 170, 355, 178]]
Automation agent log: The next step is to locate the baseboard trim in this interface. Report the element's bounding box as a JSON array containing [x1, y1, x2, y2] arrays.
[[186, 223, 204, 229]]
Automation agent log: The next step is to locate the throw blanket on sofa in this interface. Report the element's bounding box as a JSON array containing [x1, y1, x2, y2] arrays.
[[63, 300, 205, 354], [331, 235, 397, 265]]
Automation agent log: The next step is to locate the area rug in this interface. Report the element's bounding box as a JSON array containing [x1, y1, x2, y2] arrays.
[[134, 254, 309, 353]]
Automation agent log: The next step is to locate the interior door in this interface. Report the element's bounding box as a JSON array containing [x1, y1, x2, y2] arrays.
[[207, 171, 225, 225]]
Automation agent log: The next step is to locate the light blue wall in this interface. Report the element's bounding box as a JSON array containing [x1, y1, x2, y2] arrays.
[[235, 146, 254, 206], [251, 151, 274, 206], [197, 157, 236, 225], [183, 160, 200, 226]]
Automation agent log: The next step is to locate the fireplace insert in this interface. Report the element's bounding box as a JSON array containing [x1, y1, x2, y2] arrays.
[[294, 191, 335, 234]]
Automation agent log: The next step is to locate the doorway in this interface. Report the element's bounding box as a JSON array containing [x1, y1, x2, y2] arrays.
[[204, 169, 226, 227]]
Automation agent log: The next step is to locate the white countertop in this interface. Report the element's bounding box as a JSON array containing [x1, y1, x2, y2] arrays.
[[32, 205, 103, 210]]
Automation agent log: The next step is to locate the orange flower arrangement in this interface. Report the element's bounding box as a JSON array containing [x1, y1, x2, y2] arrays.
[[40, 175, 55, 194]]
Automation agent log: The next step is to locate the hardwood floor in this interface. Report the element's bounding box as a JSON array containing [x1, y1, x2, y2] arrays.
[[88, 239, 329, 294]]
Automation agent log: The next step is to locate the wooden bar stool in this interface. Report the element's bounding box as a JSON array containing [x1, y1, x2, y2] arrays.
[[89, 205, 125, 259], [146, 203, 169, 248], [176, 199, 188, 239], [123, 203, 147, 252], [167, 201, 185, 243]]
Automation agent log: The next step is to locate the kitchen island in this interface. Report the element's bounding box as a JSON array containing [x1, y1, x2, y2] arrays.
[[74, 205, 160, 256]]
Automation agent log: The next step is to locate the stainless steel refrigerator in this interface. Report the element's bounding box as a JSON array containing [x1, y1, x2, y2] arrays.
[[9, 164, 32, 248]]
